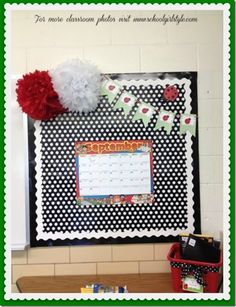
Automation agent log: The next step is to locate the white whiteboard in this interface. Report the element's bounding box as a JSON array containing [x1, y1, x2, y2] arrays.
[[10, 76, 29, 250]]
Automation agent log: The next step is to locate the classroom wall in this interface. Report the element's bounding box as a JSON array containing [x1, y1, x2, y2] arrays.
[[10, 9, 223, 293]]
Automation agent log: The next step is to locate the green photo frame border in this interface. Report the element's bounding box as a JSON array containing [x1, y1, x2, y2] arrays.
[[1, 0, 235, 305]]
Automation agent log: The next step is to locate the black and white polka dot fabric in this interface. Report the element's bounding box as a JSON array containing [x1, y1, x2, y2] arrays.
[[171, 262, 220, 273], [38, 81, 192, 238], [171, 262, 220, 287]]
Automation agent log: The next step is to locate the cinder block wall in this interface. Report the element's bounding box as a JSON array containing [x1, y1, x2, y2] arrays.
[[11, 9, 223, 293]]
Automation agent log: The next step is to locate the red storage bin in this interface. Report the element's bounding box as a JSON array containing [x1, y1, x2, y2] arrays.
[[167, 243, 223, 293]]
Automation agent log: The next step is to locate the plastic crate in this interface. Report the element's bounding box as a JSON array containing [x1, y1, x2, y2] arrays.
[[167, 243, 223, 293]]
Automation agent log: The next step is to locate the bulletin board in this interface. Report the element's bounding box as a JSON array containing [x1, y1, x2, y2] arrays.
[[28, 72, 201, 247]]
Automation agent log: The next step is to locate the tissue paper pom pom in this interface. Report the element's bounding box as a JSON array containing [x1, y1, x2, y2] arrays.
[[50, 59, 101, 113], [16, 70, 67, 120]]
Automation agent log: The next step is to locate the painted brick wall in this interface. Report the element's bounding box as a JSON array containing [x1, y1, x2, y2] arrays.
[[10, 9, 223, 293]]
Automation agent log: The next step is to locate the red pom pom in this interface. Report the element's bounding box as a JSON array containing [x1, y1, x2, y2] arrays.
[[163, 85, 179, 102], [16, 70, 66, 120]]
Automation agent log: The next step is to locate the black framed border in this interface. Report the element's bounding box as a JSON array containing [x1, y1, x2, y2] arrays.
[[28, 72, 201, 247]]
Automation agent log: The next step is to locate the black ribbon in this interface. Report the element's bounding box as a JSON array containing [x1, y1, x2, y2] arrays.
[[180, 263, 207, 287], [171, 262, 211, 287]]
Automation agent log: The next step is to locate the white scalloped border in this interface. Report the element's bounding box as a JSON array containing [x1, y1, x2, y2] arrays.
[[4, 2, 231, 302], [34, 78, 195, 240]]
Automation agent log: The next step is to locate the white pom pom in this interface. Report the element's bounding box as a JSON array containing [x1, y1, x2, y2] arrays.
[[49, 59, 101, 113]]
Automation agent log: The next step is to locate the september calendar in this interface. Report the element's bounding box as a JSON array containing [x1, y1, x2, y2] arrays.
[[75, 140, 154, 206]]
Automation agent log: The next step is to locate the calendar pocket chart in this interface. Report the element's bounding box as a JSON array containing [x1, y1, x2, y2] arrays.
[[29, 72, 200, 245]]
